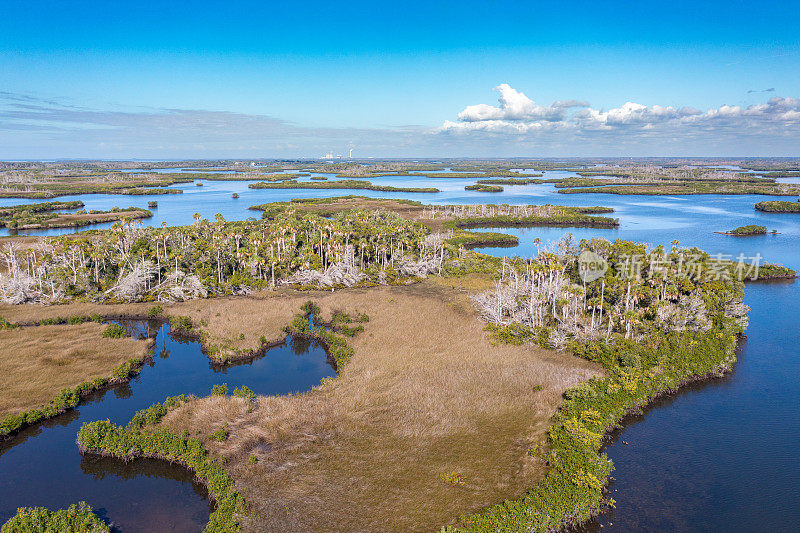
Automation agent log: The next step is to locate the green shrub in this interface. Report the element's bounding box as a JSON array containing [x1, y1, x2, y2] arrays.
[[301, 300, 321, 316], [102, 323, 126, 338], [127, 395, 188, 431], [486, 323, 534, 345], [233, 386, 255, 399], [0, 413, 25, 436], [148, 305, 163, 317], [77, 406, 243, 532], [1, 502, 109, 532], [336, 323, 364, 337], [209, 424, 229, 442], [111, 360, 133, 380], [440, 471, 464, 485], [169, 315, 193, 331], [211, 383, 229, 396]]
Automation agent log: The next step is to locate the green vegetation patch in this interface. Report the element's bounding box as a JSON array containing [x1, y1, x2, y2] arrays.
[[102, 323, 126, 338], [721, 225, 767, 235], [465, 184, 504, 193], [284, 301, 362, 370], [476, 178, 548, 185], [77, 395, 243, 533], [1, 502, 109, 533], [755, 200, 800, 213]]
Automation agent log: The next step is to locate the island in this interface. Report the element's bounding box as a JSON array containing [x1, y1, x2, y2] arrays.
[[716, 225, 768, 236]]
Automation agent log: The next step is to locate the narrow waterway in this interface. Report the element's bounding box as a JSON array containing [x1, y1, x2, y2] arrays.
[[0, 320, 334, 531]]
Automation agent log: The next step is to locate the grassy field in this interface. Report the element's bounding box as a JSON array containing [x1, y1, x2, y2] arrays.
[[153, 280, 601, 532], [0, 323, 150, 418]]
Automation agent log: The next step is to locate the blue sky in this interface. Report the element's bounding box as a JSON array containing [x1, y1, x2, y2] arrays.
[[1, 1, 799, 158]]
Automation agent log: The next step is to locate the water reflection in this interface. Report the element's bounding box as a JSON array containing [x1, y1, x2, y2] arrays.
[[0, 321, 335, 530]]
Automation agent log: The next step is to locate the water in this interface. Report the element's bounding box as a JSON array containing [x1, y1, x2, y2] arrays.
[[2, 176, 800, 531], [582, 281, 800, 532], [465, 198, 800, 531], [0, 321, 334, 531], [4, 169, 798, 238]]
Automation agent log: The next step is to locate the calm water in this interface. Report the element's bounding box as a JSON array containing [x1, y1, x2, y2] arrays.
[[0, 321, 334, 531], [2, 174, 800, 531], [466, 198, 800, 531], [584, 281, 800, 532]]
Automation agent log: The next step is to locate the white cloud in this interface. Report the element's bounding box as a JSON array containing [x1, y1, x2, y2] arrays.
[[457, 83, 587, 123], [440, 85, 800, 137], [3, 88, 800, 158], [582, 102, 700, 126]]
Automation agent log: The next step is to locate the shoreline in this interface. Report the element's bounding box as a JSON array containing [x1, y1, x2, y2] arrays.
[[0, 333, 156, 441]]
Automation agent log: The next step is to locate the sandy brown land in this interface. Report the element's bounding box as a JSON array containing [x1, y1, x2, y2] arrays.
[[0, 322, 150, 418], [155, 279, 602, 532]]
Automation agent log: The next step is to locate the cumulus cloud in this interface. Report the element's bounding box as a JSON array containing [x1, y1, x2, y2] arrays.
[[581, 102, 701, 127], [457, 84, 588, 123], [440, 85, 800, 137], [3, 88, 800, 158]]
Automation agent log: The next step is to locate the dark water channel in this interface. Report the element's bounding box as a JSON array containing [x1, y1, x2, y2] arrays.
[[0, 321, 335, 531]]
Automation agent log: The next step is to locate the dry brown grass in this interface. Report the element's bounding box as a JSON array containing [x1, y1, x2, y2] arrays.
[[0, 300, 153, 324], [159, 280, 603, 532], [167, 289, 311, 357], [0, 323, 150, 418], [0, 288, 304, 360]]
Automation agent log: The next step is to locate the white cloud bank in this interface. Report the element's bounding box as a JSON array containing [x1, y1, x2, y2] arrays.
[[2, 87, 800, 158], [440, 84, 800, 139]]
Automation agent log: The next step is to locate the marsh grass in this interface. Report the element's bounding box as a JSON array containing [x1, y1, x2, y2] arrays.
[[0, 323, 149, 418], [157, 281, 601, 532]]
